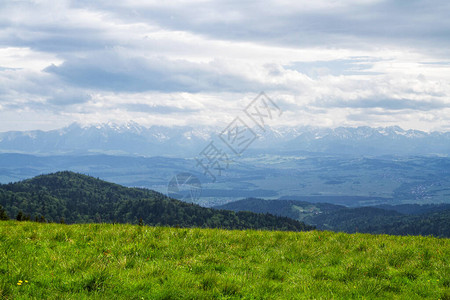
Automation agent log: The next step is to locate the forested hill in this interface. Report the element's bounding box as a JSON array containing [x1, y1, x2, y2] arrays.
[[0, 172, 313, 231], [215, 198, 344, 220], [215, 198, 450, 238]]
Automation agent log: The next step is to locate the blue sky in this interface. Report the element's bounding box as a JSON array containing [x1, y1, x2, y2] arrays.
[[0, 0, 449, 131]]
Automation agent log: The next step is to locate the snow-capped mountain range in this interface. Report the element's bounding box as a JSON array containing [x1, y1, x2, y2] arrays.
[[0, 122, 449, 157]]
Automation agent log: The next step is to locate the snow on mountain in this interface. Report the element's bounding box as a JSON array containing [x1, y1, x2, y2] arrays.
[[0, 123, 449, 156]]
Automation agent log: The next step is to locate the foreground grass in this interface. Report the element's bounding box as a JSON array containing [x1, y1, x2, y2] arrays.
[[0, 221, 449, 299]]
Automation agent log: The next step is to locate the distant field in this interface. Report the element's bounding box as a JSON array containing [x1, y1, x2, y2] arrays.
[[1, 221, 449, 299]]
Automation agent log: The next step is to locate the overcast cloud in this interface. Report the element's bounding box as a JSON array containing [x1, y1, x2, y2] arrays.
[[0, 0, 449, 131]]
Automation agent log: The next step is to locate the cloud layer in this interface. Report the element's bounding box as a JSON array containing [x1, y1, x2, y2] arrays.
[[0, 0, 449, 131]]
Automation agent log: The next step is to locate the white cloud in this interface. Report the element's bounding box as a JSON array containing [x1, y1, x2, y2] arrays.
[[0, 0, 449, 132], [0, 47, 62, 71]]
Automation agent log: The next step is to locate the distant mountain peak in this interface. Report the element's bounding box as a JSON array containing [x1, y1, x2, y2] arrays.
[[0, 122, 449, 156]]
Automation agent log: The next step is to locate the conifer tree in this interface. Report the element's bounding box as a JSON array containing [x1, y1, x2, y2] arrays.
[[16, 211, 24, 221], [0, 205, 8, 220]]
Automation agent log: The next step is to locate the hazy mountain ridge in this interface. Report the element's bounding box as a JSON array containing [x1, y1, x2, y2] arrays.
[[1, 122, 449, 156], [0, 122, 213, 156]]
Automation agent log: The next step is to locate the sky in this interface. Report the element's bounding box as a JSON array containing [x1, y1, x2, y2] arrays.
[[0, 0, 450, 132]]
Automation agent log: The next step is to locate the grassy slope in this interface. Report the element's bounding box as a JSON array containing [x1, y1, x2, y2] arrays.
[[1, 221, 449, 299]]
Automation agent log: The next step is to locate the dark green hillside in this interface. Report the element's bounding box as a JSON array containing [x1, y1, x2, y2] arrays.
[[309, 208, 450, 237], [0, 172, 313, 231], [215, 198, 344, 221], [375, 203, 450, 215], [306, 207, 403, 231], [216, 198, 450, 238]]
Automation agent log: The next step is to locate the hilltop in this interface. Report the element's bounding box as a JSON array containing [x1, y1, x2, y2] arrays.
[[0, 172, 312, 231]]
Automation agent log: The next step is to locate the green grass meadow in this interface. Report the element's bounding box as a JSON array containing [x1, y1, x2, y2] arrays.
[[0, 221, 449, 299]]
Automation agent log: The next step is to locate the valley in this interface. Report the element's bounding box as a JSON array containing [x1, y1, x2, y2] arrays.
[[1, 153, 449, 207]]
